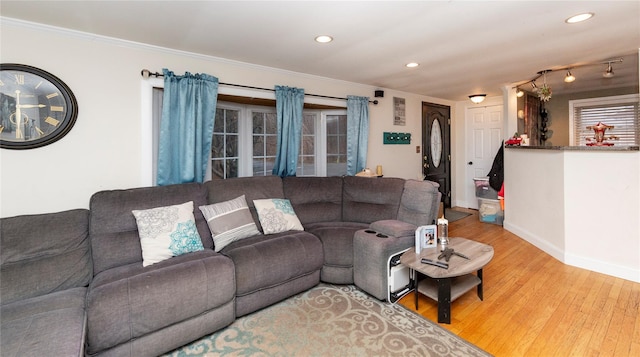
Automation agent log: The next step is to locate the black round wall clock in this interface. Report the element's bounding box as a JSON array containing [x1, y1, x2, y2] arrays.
[[0, 64, 78, 149]]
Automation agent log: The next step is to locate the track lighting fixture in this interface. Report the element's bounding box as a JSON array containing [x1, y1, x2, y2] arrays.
[[603, 62, 614, 78], [516, 88, 524, 97], [512, 57, 623, 101], [564, 70, 575, 83], [468, 94, 486, 104]]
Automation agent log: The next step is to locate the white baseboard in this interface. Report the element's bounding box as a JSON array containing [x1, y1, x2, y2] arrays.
[[503, 220, 640, 283], [503, 220, 564, 262], [564, 252, 640, 283]]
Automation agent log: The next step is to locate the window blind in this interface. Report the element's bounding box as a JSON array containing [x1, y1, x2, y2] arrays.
[[572, 96, 639, 146]]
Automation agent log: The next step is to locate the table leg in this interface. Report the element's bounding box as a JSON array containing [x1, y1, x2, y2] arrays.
[[414, 269, 419, 310], [436, 278, 452, 324], [477, 269, 484, 301]]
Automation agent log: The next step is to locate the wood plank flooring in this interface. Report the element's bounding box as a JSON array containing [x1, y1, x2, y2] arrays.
[[397, 208, 640, 356]]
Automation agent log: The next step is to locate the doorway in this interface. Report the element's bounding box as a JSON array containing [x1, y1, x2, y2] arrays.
[[464, 104, 504, 209], [422, 102, 451, 208]]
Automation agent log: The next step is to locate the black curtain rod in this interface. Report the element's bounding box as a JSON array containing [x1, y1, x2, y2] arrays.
[[141, 69, 378, 105]]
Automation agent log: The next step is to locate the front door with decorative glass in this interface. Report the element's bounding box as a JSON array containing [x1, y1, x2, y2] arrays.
[[422, 102, 451, 208]]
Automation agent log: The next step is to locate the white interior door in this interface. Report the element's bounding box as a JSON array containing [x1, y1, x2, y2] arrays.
[[465, 105, 503, 209]]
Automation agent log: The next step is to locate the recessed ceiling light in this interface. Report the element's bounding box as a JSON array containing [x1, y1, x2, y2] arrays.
[[565, 12, 594, 24], [406, 62, 419, 68], [315, 35, 333, 43]]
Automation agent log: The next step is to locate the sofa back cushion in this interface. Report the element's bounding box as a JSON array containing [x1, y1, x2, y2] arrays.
[[283, 176, 343, 225], [397, 179, 442, 226], [1, 209, 92, 304], [89, 183, 210, 275], [205, 176, 284, 232], [342, 176, 405, 223]]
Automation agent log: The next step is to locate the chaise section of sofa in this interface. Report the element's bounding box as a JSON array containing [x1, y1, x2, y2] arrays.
[[86, 183, 236, 357], [1, 209, 92, 357]]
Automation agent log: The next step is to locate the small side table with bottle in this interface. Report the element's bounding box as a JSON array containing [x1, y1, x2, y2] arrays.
[[400, 235, 494, 324]]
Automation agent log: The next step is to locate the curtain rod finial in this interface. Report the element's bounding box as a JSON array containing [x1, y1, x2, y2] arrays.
[[141, 69, 150, 79]]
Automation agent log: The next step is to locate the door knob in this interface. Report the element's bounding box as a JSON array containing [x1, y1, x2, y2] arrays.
[[468, 161, 473, 165]]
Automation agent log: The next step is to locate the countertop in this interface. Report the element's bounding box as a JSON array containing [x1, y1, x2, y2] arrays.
[[505, 145, 639, 151]]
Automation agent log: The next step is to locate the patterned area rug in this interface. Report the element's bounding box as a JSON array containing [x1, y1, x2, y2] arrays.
[[165, 284, 491, 357]]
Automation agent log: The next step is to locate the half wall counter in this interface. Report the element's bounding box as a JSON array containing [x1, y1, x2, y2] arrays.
[[503, 145, 639, 283]]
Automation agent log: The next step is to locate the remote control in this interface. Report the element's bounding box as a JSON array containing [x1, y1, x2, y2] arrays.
[[420, 258, 448, 269]]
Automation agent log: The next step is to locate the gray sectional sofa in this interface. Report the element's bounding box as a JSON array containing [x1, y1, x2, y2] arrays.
[[1, 175, 440, 357]]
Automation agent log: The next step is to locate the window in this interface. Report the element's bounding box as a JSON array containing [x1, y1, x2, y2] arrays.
[[212, 107, 240, 179], [251, 110, 277, 176], [148, 78, 347, 181], [570, 94, 639, 146], [298, 113, 318, 176], [326, 114, 347, 176], [209, 103, 345, 178]]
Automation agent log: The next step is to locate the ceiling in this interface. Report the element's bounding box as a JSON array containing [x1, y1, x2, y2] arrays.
[[2, 1, 639, 101]]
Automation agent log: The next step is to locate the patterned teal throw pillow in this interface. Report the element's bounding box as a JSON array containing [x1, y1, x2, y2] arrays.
[[132, 201, 204, 266], [253, 198, 304, 235]]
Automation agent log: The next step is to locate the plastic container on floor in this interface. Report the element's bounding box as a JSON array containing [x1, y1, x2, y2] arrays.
[[473, 177, 498, 199], [478, 197, 503, 225]]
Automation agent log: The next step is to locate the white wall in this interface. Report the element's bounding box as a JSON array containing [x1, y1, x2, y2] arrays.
[[0, 19, 453, 217], [564, 151, 640, 281], [503, 149, 566, 261], [504, 148, 640, 283]]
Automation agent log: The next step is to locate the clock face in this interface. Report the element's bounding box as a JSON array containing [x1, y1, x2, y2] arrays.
[[0, 64, 78, 149], [430, 119, 443, 168]]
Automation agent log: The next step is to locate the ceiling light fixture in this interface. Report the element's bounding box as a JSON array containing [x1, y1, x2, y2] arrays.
[[564, 70, 575, 83], [565, 12, 594, 24], [468, 94, 486, 104], [516, 88, 524, 97], [603, 62, 615, 78], [514, 57, 623, 100], [405, 62, 419, 68], [314, 35, 333, 43]]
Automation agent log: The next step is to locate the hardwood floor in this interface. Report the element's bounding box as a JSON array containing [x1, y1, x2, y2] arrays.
[[397, 208, 640, 356]]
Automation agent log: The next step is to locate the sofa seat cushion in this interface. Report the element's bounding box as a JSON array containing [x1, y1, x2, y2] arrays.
[[305, 222, 369, 284], [305, 222, 369, 266], [85, 250, 235, 355], [221, 231, 323, 298], [1, 287, 87, 357]]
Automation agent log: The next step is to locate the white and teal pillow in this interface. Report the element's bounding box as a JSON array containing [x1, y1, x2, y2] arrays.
[[253, 198, 304, 234], [132, 201, 204, 267], [199, 195, 261, 252]]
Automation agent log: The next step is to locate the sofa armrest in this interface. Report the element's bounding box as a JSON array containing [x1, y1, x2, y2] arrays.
[[369, 219, 417, 238]]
